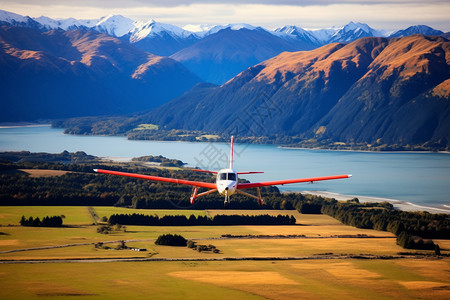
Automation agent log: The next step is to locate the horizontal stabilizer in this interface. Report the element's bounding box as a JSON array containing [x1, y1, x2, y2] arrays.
[[237, 171, 264, 174], [191, 169, 218, 174]]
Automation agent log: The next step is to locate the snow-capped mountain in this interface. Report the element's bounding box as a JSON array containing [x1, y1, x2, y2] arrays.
[[34, 14, 137, 37], [0, 9, 29, 24], [274, 25, 321, 47], [328, 21, 384, 43], [182, 24, 215, 37], [389, 25, 444, 38], [306, 27, 340, 43], [204, 23, 258, 36], [123, 20, 200, 56], [274, 22, 386, 46], [0, 9, 446, 57], [0, 9, 42, 29], [34, 16, 100, 31], [94, 15, 137, 37], [128, 20, 197, 43]]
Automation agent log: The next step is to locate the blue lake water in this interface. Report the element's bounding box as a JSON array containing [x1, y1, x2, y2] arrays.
[[1, 125, 449, 210]]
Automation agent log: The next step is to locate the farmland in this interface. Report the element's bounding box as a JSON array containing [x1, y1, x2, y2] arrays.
[[0, 206, 449, 299]]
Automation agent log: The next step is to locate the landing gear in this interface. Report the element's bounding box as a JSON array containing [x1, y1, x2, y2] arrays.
[[190, 187, 199, 204], [224, 190, 229, 205], [190, 187, 218, 205], [235, 187, 264, 206]]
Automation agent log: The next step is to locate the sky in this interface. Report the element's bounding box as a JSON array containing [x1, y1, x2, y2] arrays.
[[1, 0, 449, 31]]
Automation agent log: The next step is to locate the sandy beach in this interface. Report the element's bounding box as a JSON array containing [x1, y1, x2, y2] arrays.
[[299, 190, 450, 214]]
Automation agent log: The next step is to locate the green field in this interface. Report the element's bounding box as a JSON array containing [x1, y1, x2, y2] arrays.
[[0, 206, 449, 299]]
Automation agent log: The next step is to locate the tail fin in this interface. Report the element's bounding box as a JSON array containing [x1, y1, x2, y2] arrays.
[[229, 136, 234, 169]]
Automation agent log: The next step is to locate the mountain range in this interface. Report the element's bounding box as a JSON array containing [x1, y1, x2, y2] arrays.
[[1, 9, 446, 84], [0, 25, 201, 121], [117, 35, 450, 149], [1, 9, 449, 150]]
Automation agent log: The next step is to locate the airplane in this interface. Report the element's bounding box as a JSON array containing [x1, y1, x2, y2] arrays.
[[94, 136, 351, 205]]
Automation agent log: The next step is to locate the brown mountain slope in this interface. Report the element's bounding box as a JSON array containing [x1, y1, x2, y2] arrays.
[[140, 35, 449, 149], [0, 26, 201, 121], [317, 35, 450, 147]]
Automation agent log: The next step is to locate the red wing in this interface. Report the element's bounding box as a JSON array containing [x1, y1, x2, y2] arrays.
[[94, 169, 217, 189], [237, 174, 352, 189]]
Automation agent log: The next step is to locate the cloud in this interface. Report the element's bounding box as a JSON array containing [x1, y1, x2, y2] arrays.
[[2, 0, 449, 7]]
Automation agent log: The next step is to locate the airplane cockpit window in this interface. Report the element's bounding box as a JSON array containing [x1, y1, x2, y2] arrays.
[[228, 173, 236, 181], [218, 173, 236, 181]]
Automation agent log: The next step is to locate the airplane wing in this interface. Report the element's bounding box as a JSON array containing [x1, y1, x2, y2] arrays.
[[237, 174, 352, 189], [94, 169, 217, 189]]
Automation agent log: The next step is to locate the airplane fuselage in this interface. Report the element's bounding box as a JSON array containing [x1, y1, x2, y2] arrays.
[[216, 168, 238, 201]]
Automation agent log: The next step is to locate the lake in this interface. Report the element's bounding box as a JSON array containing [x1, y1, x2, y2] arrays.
[[1, 125, 449, 211]]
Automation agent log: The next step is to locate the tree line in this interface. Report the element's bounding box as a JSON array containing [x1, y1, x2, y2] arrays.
[[2, 152, 449, 250], [108, 213, 296, 226], [0, 158, 281, 208], [316, 198, 449, 249], [20, 215, 63, 227], [54, 116, 446, 151]]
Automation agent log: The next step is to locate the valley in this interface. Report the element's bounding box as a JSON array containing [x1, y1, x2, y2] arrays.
[[1, 4, 449, 300]]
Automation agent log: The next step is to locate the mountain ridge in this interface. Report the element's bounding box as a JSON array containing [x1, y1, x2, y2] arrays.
[[0, 25, 201, 121], [2, 9, 446, 85], [130, 35, 450, 150], [0, 9, 446, 55]]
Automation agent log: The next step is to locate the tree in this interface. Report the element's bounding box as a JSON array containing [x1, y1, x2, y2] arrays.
[[435, 244, 441, 256], [155, 234, 187, 246]]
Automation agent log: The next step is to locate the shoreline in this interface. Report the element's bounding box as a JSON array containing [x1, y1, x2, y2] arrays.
[[278, 146, 450, 154], [2, 125, 448, 154], [298, 190, 450, 214], [103, 157, 449, 214]]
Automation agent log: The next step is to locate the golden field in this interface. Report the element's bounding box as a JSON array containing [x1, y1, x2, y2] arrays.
[[0, 206, 448, 299]]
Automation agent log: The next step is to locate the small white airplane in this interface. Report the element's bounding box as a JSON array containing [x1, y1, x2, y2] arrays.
[[94, 136, 351, 205]]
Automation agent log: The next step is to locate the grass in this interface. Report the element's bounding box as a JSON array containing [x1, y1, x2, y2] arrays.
[[196, 134, 221, 140], [19, 169, 69, 177], [0, 206, 93, 225], [133, 124, 159, 131], [0, 206, 449, 299], [0, 260, 449, 299]]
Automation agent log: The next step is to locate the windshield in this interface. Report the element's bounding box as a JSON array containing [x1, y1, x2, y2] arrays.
[[218, 173, 236, 181], [227, 173, 236, 181]]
